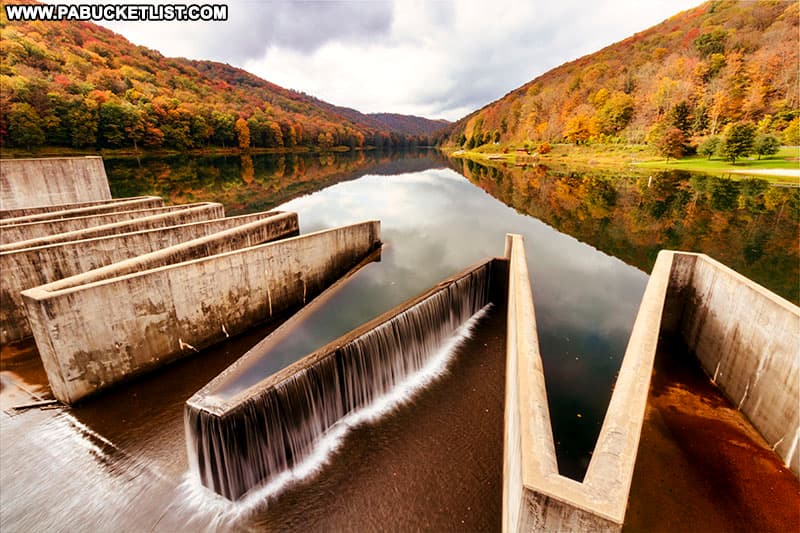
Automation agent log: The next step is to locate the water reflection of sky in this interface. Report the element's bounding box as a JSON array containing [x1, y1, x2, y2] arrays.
[[222, 165, 648, 478]]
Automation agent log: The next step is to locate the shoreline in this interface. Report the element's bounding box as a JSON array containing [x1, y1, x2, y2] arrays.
[[446, 144, 800, 184]]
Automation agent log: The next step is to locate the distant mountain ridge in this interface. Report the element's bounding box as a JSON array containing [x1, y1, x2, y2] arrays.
[[0, 2, 442, 151], [440, 1, 798, 148], [309, 97, 450, 137]]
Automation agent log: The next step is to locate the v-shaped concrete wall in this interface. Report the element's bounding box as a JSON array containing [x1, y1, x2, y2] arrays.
[[503, 235, 799, 532]]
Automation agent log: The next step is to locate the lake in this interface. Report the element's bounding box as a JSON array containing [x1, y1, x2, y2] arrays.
[[2, 149, 795, 532], [106, 149, 798, 480]]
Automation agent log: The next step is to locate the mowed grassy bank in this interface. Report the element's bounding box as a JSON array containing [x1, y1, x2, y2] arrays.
[[448, 143, 800, 185]]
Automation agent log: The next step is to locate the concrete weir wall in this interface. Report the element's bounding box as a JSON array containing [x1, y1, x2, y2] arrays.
[[503, 244, 799, 532], [0, 211, 298, 344], [0, 156, 111, 209], [1, 197, 152, 219], [185, 255, 506, 500], [0, 202, 218, 244], [662, 253, 800, 476], [503, 235, 670, 532], [0, 196, 163, 225], [0, 203, 225, 252], [22, 221, 380, 405]]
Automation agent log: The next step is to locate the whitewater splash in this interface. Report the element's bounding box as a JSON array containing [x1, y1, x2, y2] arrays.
[[176, 302, 492, 528], [184, 260, 496, 503]]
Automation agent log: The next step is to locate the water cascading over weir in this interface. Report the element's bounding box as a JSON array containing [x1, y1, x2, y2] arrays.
[[185, 255, 509, 500]]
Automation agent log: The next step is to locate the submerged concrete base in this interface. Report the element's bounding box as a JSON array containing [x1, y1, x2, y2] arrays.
[[23, 221, 380, 404]]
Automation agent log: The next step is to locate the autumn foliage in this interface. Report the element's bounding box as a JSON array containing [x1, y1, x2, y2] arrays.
[[440, 1, 799, 150], [0, 3, 433, 151]]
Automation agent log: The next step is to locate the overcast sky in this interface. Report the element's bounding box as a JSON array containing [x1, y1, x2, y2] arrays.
[[51, 0, 701, 120]]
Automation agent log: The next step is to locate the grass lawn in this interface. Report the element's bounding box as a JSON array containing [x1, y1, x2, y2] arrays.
[[637, 146, 799, 183], [448, 144, 800, 185]]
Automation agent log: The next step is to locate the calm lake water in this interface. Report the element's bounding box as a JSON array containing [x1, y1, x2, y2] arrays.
[[3, 149, 797, 532], [106, 149, 799, 479]]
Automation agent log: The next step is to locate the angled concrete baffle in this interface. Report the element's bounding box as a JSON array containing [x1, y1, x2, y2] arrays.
[[185, 252, 507, 500], [0, 203, 225, 252], [1, 211, 298, 344], [22, 221, 381, 405], [503, 237, 799, 532], [0, 156, 111, 209], [0, 197, 160, 219], [0, 202, 221, 244], [0, 196, 163, 225]]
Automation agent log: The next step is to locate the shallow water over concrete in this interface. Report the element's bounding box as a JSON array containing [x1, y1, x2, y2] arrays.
[[625, 338, 800, 532], [1, 303, 506, 531]]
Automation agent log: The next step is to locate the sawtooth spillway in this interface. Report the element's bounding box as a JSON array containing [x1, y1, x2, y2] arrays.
[[1, 155, 797, 532]]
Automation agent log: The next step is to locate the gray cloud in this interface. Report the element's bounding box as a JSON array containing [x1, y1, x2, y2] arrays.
[[216, 1, 394, 61], [63, 0, 702, 120]]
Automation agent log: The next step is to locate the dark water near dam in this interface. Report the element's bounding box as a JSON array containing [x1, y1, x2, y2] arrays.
[[2, 149, 797, 531], [107, 149, 799, 476]]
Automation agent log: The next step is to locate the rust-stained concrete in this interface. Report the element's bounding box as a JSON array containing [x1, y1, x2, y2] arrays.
[[22, 221, 380, 405], [0, 156, 111, 210], [0, 211, 298, 344]]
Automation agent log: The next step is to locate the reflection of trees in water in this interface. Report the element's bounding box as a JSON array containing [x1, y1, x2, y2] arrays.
[[105, 149, 448, 215], [453, 159, 799, 303]]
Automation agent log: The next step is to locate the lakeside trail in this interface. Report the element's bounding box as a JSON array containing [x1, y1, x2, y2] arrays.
[[727, 168, 800, 178]]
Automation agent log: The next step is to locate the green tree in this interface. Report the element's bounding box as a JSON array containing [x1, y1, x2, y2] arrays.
[[7, 103, 45, 149], [698, 136, 720, 159], [754, 134, 780, 159], [189, 114, 213, 147], [694, 29, 727, 58], [98, 102, 129, 147], [66, 99, 99, 148], [719, 122, 756, 164], [670, 101, 692, 135]]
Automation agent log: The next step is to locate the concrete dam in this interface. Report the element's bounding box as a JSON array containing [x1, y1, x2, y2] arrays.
[[1, 156, 798, 531]]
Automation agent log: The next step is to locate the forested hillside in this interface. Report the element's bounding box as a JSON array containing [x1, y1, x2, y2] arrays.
[[0, 3, 431, 151], [440, 1, 799, 152]]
